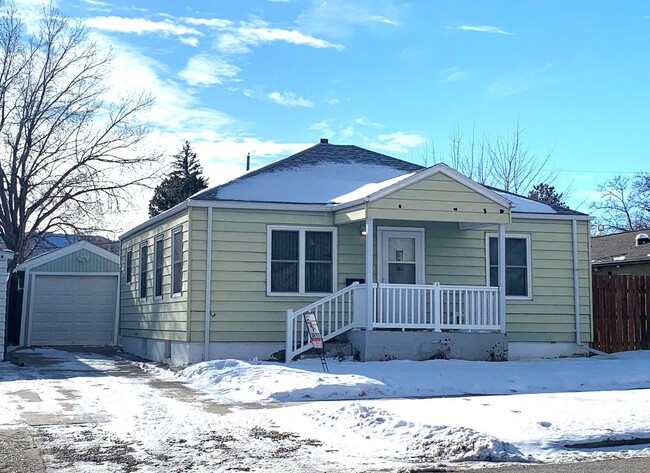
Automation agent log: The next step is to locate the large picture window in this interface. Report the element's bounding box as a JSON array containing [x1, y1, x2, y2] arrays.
[[172, 226, 183, 296], [154, 235, 164, 299], [487, 234, 531, 299], [268, 226, 336, 295]]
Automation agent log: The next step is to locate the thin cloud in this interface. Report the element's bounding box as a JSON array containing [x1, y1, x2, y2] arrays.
[[441, 67, 468, 82], [455, 25, 514, 35], [267, 91, 314, 108], [488, 63, 554, 99], [371, 132, 426, 153], [215, 19, 344, 54], [179, 54, 240, 86], [179, 36, 199, 47], [85, 16, 202, 38]]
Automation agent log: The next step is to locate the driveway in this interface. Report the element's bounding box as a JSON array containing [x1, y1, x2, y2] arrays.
[[0, 348, 329, 473]]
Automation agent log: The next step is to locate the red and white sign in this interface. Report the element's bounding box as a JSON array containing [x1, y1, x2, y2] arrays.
[[303, 313, 324, 349]]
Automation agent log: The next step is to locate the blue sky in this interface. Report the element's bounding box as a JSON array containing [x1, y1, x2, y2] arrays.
[[17, 0, 650, 227]]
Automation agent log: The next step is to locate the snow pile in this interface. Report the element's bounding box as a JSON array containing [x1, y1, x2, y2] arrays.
[[178, 352, 650, 404], [178, 359, 385, 402], [410, 426, 534, 463]]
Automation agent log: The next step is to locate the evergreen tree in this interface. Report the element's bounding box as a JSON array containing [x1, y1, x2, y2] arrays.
[[149, 142, 209, 217], [527, 183, 567, 208]]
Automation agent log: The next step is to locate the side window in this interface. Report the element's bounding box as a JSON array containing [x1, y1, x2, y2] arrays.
[[488, 235, 531, 298], [154, 236, 164, 299], [140, 242, 148, 298], [125, 249, 133, 283], [172, 227, 183, 296]]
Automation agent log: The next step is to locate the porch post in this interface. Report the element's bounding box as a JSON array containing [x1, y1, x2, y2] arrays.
[[498, 223, 507, 334], [365, 218, 374, 331]]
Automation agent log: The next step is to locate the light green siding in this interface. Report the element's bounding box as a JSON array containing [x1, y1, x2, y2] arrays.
[[120, 210, 190, 342], [367, 173, 510, 223], [195, 208, 334, 343], [199, 209, 590, 345], [30, 248, 118, 273]]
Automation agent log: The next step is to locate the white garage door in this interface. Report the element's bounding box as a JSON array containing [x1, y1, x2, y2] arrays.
[[30, 275, 118, 346]]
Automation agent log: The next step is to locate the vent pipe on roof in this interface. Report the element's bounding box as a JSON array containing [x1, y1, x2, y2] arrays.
[[246, 153, 250, 172], [636, 233, 650, 246], [320, 138, 328, 144]]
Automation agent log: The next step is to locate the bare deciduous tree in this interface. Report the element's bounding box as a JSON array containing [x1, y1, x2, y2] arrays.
[[423, 121, 557, 195], [0, 5, 160, 269], [591, 175, 650, 232]]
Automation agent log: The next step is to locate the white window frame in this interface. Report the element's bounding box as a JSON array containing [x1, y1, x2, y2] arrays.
[[139, 241, 148, 299], [485, 232, 532, 301], [266, 225, 338, 296], [125, 248, 133, 284], [171, 226, 183, 297], [153, 234, 164, 301]]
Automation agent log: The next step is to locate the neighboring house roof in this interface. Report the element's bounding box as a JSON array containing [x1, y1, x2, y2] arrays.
[[591, 229, 650, 266], [17, 240, 119, 271], [192, 141, 586, 216]]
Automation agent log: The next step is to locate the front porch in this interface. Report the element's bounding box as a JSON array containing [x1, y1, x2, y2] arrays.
[[285, 281, 507, 361]]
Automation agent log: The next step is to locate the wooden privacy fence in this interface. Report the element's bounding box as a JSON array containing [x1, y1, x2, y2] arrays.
[[592, 274, 650, 352]]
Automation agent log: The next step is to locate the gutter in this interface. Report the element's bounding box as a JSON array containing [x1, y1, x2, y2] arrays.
[[204, 207, 213, 360], [572, 219, 611, 357]]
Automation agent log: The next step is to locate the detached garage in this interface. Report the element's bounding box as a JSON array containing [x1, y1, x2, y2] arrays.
[[17, 241, 119, 347]]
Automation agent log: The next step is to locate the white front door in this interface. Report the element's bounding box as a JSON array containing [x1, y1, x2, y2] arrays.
[[378, 229, 425, 284], [377, 228, 425, 324]]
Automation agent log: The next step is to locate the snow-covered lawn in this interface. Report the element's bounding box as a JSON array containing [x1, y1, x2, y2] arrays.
[[1, 349, 650, 472]]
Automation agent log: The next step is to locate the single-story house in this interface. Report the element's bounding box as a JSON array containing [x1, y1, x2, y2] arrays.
[[592, 229, 650, 276], [1, 249, 14, 361], [16, 241, 120, 347], [119, 140, 593, 366]]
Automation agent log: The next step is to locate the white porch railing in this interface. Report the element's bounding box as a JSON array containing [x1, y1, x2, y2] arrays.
[[373, 283, 501, 331], [285, 282, 365, 362], [286, 282, 502, 362]]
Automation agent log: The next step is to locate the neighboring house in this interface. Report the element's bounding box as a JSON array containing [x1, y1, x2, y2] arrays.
[[16, 241, 120, 347], [1, 249, 14, 361], [119, 140, 593, 366], [592, 229, 650, 276]]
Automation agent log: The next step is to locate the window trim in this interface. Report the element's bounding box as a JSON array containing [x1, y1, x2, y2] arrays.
[[139, 241, 148, 299], [125, 248, 133, 284], [485, 232, 532, 301], [266, 225, 337, 296], [153, 234, 164, 301], [171, 226, 183, 297]]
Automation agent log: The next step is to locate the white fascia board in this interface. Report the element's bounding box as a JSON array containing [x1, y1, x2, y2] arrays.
[[333, 163, 514, 211], [119, 202, 190, 241], [187, 200, 331, 212], [512, 213, 592, 221], [0, 250, 14, 260], [17, 240, 118, 270]]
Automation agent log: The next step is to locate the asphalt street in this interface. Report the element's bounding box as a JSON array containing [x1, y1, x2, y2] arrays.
[[468, 457, 650, 473]]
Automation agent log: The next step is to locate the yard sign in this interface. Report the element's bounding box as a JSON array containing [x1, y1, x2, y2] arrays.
[[303, 312, 328, 372]]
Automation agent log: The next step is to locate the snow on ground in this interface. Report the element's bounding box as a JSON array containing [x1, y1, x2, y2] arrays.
[[2, 348, 650, 472], [178, 351, 650, 403]]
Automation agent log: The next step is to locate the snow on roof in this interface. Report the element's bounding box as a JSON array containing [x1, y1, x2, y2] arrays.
[[330, 172, 417, 204], [190, 141, 585, 216]]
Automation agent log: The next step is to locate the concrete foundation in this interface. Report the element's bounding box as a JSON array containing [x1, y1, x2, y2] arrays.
[[508, 342, 587, 360], [121, 336, 284, 366], [346, 330, 508, 361]]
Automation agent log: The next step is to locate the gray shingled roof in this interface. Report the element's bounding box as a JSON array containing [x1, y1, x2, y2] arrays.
[[592, 229, 650, 265], [192, 142, 423, 203], [189, 141, 586, 216]]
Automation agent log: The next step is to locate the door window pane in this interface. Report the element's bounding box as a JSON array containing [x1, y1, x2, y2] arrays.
[[388, 237, 415, 262], [389, 262, 416, 284]]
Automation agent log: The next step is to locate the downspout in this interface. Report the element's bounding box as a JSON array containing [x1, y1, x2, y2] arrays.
[[572, 219, 610, 357], [204, 206, 213, 360]]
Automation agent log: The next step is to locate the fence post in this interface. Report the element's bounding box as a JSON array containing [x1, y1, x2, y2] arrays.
[[285, 309, 294, 363], [433, 282, 441, 332]]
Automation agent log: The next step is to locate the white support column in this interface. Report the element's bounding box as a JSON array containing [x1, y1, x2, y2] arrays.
[[498, 223, 507, 334], [365, 218, 374, 331]]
